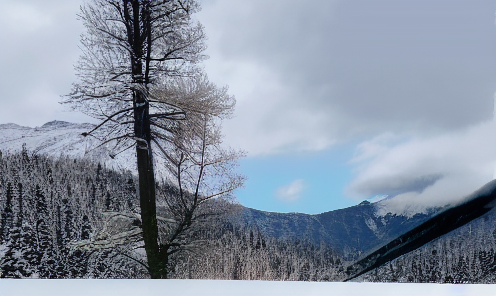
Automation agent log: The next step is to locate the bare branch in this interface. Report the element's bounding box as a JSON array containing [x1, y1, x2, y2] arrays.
[[115, 250, 150, 272], [149, 111, 186, 120], [151, 138, 178, 167], [82, 107, 133, 137]]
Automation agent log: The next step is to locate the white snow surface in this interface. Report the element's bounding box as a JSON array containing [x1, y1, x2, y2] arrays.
[[0, 279, 493, 296], [364, 217, 379, 236]]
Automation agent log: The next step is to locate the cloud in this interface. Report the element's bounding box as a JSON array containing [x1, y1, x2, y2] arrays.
[[197, 0, 496, 155], [0, 0, 92, 127], [275, 179, 305, 202], [2, 0, 495, 155], [346, 120, 496, 215]]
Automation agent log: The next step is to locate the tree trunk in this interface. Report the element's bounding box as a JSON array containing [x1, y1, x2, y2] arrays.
[[136, 145, 164, 278], [128, 0, 165, 279]]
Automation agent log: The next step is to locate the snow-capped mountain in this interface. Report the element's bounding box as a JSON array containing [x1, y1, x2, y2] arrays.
[[0, 121, 437, 260], [356, 187, 496, 283], [0, 121, 136, 172], [2, 121, 493, 281], [347, 179, 496, 281], [0, 121, 93, 155], [240, 201, 437, 260]]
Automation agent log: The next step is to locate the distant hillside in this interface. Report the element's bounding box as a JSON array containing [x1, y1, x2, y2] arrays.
[[241, 204, 436, 260], [3, 120, 490, 281], [0, 121, 94, 156], [356, 206, 496, 283], [0, 121, 134, 172], [0, 151, 143, 278], [0, 151, 347, 280], [0, 120, 438, 261], [353, 180, 496, 283]]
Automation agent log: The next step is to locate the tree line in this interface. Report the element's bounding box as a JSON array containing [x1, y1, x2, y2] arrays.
[[358, 210, 496, 283], [0, 149, 142, 278], [0, 150, 347, 279]]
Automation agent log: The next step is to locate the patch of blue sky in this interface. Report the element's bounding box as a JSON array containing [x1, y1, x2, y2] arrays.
[[234, 142, 359, 214]]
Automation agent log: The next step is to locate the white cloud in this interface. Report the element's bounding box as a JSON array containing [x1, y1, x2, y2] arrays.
[[346, 120, 496, 215], [275, 179, 305, 202]]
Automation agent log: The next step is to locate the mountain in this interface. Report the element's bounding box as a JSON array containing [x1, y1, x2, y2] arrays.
[[347, 179, 496, 282], [0, 151, 142, 278], [0, 121, 135, 172], [0, 121, 93, 156], [1, 122, 494, 281], [241, 202, 437, 260], [356, 202, 496, 283], [0, 120, 438, 260]]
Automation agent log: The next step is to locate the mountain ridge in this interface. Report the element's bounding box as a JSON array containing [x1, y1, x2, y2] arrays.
[[0, 120, 440, 260], [240, 203, 437, 259], [1, 126, 494, 281], [345, 179, 496, 280]]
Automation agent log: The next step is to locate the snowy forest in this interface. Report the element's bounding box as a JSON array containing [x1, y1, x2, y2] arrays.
[[3, 149, 496, 282], [357, 208, 496, 283], [0, 150, 346, 279]]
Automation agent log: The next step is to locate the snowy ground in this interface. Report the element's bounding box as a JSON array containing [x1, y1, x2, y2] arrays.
[[0, 280, 494, 296]]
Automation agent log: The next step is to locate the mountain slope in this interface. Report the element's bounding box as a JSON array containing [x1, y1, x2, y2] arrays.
[[0, 120, 438, 261], [356, 206, 496, 283], [0, 121, 94, 156], [5, 121, 493, 281], [0, 121, 134, 172], [346, 179, 496, 281], [241, 202, 436, 260]]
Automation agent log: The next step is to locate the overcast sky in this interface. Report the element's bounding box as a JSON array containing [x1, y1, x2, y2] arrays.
[[1, 0, 495, 214]]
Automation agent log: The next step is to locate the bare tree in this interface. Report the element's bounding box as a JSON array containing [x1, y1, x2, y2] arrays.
[[64, 0, 242, 278], [152, 84, 246, 277], [72, 87, 245, 277]]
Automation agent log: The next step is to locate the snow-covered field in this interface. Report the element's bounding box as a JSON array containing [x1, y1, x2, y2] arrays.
[[0, 280, 494, 296]]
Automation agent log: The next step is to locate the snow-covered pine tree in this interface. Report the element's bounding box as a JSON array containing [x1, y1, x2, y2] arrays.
[[0, 182, 14, 244]]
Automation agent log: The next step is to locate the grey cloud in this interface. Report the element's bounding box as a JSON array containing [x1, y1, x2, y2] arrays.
[[0, 0, 90, 127], [199, 0, 496, 154], [355, 173, 444, 199], [1, 0, 495, 155]]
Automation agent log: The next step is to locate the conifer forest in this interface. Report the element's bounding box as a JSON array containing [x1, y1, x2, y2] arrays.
[[0, 150, 346, 279], [3, 150, 496, 282]]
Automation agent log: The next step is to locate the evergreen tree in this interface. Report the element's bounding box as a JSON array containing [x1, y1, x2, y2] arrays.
[[1, 182, 35, 278], [0, 182, 14, 243], [81, 215, 91, 240], [125, 178, 136, 211], [34, 185, 57, 278]]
